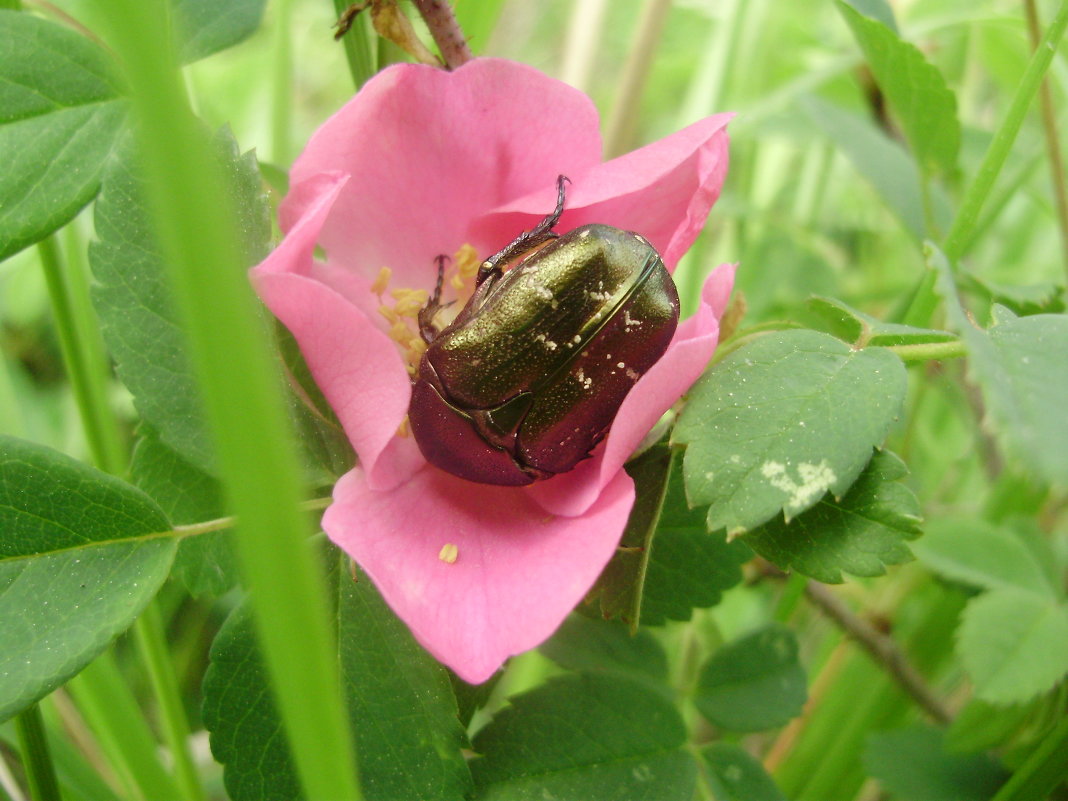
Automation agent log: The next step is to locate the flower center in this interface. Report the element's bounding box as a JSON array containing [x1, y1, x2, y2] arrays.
[[373, 243, 482, 376]]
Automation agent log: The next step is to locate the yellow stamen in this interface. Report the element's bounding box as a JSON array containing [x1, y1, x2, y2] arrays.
[[378, 304, 399, 324], [396, 416, 410, 438], [389, 320, 414, 345], [391, 288, 429, 317], [371, 266, 392, 295]]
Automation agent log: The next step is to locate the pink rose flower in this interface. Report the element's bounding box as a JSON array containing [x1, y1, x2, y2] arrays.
[[251, 58, 734, 684]]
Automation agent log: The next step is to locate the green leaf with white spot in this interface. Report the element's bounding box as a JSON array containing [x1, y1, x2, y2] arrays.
[[745, 450, 920, 583], [836, 0, 960, 176], [693, 623, 807, 732], [701, 743, 788, 801], [957, 589, 1068, 705], [0, 10, 127, 261], [673, 329, 907, 535], [471, 673, 695, 801], [172, 0, 268, 63], [0, 435, 175, 722], [202, 553, 472, 801]]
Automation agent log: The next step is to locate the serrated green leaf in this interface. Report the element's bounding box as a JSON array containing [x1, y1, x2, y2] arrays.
[[964, 274, 1065, 316], [202, 553, 472, 801], [693, 623, 807, 732], [801, 95, 927, 239], [807, 296, 956, 348], [129, 429, 238, 597], [973, 310, 1068, 486], [836, 0, 960, 176], [590, 443, 673, 628], [914, 517, 1056, 598], [701, 743, 787, 801], [172, 0, 267, 64], [593, 447, 750, 628], [0, 435, 175, 722], [0, 10, 127, 261], [540, 615, 668, 684], [745, 450, 920, 583], [958, 589, 1068, 705], [641, 454, 750, 625], [471, 673, 695, 801], [865, 725, 1007, 801], [673, 329, 907, 535], [89, 128, 269, 475]]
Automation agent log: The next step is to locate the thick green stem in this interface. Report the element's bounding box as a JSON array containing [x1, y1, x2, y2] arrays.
[[942, 0, 1068, 262], [15, 704, 62, 801], [885, 339, 966, 363], [95, 3, 364, 799]]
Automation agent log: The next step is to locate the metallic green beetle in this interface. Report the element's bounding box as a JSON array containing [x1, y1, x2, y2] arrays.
[[409, 177, 680, 486]]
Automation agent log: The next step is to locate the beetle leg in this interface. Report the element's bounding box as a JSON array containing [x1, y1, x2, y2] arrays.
[[418, 255, 450, 343], [476, 174, 570, 287]]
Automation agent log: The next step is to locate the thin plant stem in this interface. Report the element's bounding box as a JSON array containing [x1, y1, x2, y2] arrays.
[[36, 236, 125, 474], [942, 0, 1068, 262], [271, 0, 294, 166], [1022, 0, 1068, 278], [411, 0, 472, 68], [14, 704, 62, 801], [132, 607, 206, 801], [173, 496, 332, 539], [603, 0, 672, 159], [95, 3, 364, 799], [804, 582, 951, 725]]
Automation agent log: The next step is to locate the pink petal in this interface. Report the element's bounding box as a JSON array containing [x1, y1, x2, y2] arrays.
[[325, 466, 636, 684], [251, 174, 423, 491], [527, 264, 737, 517], [471, 113, 732, 271], [281, 58, 603, 291]]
